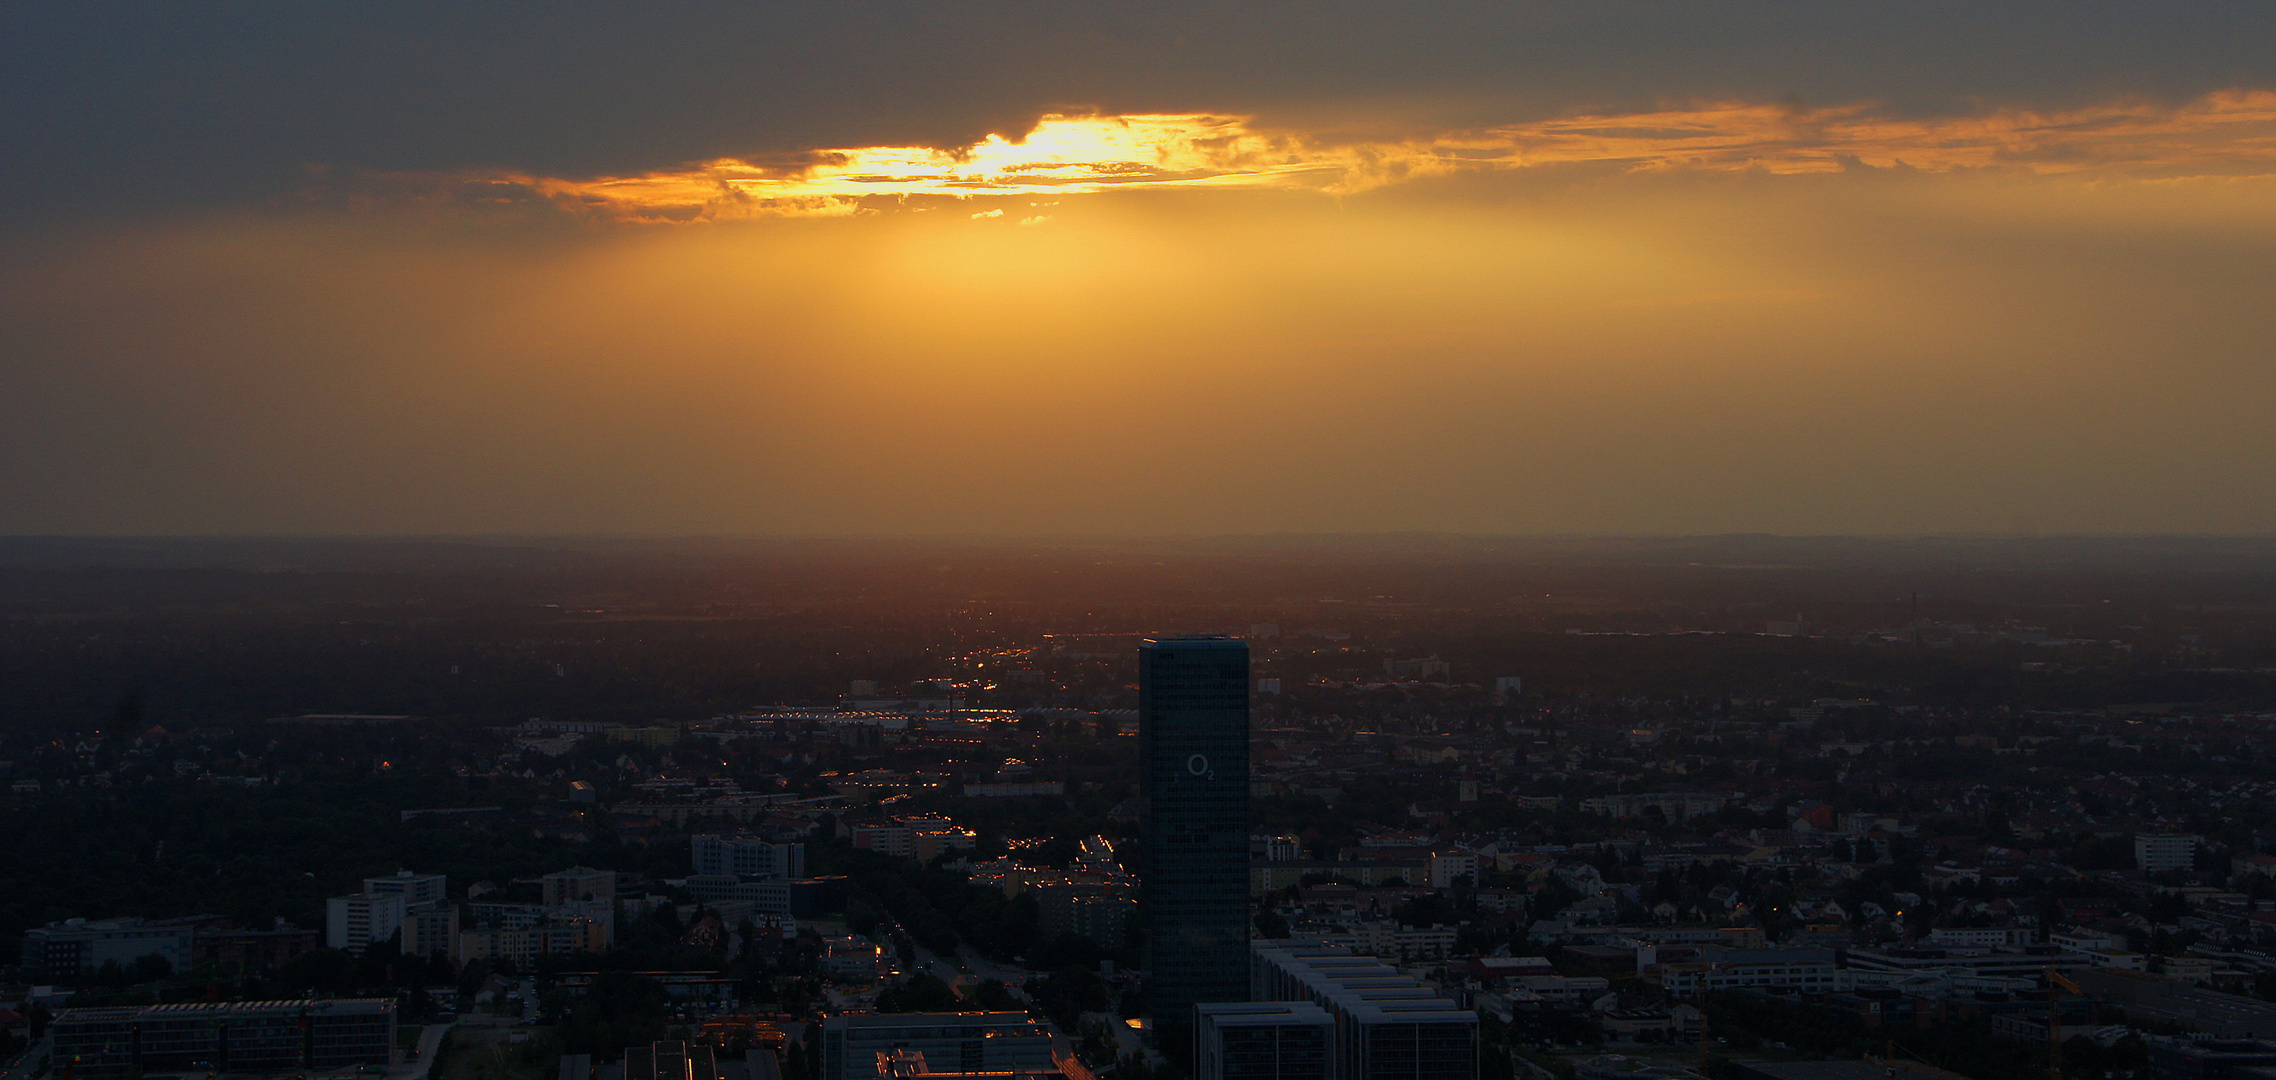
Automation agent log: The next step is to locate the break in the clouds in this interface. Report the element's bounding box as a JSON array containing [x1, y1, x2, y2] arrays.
[[375, 91, 2276, 223]]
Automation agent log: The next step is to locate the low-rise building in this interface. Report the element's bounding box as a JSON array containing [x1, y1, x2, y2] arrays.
[[21, 917, 202, 981], [1657, 948, 1840, 998], [819, 1013, 1056, 1080], [51, 999, 395, 1074], [821, 936, 890, 981], [1195, 1002, 1333, 1080], [1250, 942, 1477, 1080]]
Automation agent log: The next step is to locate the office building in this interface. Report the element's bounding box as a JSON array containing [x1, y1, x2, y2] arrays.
[[1141, 636, 1253, 1054], [1196, 1002, 1333, 1080], [326, 892, 408, 952], [50, 999, 395, 1074], [819, 1014, 1056, 1080], [1251, 942, 1477, 1080], [692, 835, 807, 880]]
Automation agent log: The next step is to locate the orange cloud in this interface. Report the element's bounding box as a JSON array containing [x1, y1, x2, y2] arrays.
[[383, 90, 2276, 222]]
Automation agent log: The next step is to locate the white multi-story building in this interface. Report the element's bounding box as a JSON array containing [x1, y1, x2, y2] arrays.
[[2051, 930, 2126, 953], [1657, 948, 1841, 998], [1843, 946, 2087, 982], [1578, 792, 1727, 822], [326, 892, 408, 952], [454, 917, 607, 966], [1927, 927, 2038, 948], [1316, 923, 1459, 962], [2136, 834, 2200, 873], [402, 902, 459, 960], [1427, 851, 1480, 889], [1253, 834, 1304, 863], [1250, 942, 1477, 1080], [691, 834, 805, 879], [363, 870, 448, 906], [1196, 1002, 1333, 1080]]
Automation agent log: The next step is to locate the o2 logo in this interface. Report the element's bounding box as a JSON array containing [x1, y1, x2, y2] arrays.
[[1187, 753, 1214, 780]]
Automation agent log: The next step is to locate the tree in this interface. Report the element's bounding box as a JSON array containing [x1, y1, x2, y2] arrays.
[[876, 974, 965, 1013], [1028, 968, 1108, 1031], [129, 953, 172, 983], [970, 979, 1020, 1011], [280, 949, 353, 994]]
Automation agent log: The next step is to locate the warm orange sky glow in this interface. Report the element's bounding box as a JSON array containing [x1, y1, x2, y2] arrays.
[[11, 156, 2276, 535], [8, 5, 2276, 536], [421, 91, 2276, 223]]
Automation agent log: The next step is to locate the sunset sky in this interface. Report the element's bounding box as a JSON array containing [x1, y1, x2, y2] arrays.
[[6, 3, 2276, 536]]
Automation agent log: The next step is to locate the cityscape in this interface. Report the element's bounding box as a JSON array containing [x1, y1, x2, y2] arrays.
[[3, 537, 2276, 1080], [7, 5, 2276, 1080]]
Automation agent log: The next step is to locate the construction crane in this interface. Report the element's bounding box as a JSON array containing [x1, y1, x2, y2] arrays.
[[2047, 966, 2084, 1080]]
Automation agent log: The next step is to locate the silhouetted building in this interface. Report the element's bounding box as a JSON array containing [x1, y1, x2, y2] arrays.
[[1141, 636, 1252, 1057]]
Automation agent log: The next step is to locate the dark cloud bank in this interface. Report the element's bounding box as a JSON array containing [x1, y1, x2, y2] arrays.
[[6, 1, 2275, 221]]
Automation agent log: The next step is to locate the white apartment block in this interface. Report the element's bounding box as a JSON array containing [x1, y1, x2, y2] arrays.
[[1428, 851, 1480, 889], [326, 892, 408, 952], [2136, 834, 2199, 873]]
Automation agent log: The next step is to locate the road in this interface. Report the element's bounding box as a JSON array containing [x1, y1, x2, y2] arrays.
[[389, 1023, 455, 1080], [1, 1035, 50, 1080], [904, 939, 1032, 1001]]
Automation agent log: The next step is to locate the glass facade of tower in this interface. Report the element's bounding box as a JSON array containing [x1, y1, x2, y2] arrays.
[[1141, 635, 1252, 1057]]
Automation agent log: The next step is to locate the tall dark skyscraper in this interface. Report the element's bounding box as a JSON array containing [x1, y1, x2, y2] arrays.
[[1140, 635, 1252, 1060]]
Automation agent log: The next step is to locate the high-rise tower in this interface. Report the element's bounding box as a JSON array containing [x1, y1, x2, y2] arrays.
[[1140, 635, 1252, 1060]]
